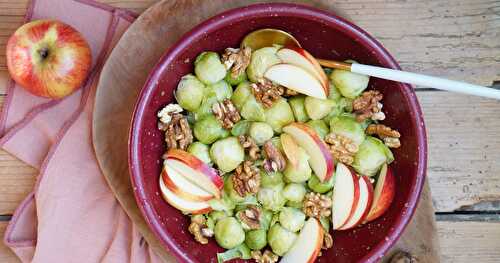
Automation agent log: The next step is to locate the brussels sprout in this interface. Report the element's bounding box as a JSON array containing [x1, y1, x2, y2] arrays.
[[329, 115, 366, 146], [307, 173, 334, 193], [241, 95, 266, 122], [245, 229, 267, 250], [217, 243, 251, 263], [339, 97, 354, 113], [175, 74, 205, 111], [207, 80, 233, 101], [352, 136, 394, 176], [225, 70, 248, 86], [247, 46, 281, 82], [306, 120, 329, 140], [270, 137, 284, 153], [328, 82, 342, 101], [288, 95, 310, 122], [304, 96, 337, 120], [283, 147, 312, 183], [330, 60, 370, 99], [260, 171, 284, 188], [265, 98, 295, 133], [282, 183, 307, 202], [267, 223, 298, 256], [206, 216, 215, 231], [209, 193, 236, 212], [231, 82, 252, 110], [249, 122, 274, 145], [260, 210, 274, 230], [279, 207, 305, 232], [195, 51, 227, 84], [187, 142, 212, 164], [319, 216, 330, 232], [210, 137, 245, 172], [215, 217, 245, 249], [195, 91, 219, 120], [210, 210, 231, 223], [257, 185, 286, 212], [194, 115, 227, 144], [231, 120, 251, 136], [286, 200, 303, 209], [270, 213, 280, 228]]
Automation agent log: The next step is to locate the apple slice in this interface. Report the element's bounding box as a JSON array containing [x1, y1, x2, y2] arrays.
[[331, 163, 360, 230], [365, 164, 395, 222], [264, 64, 327, 99], [159, 177, 212, 215], [338, 175, 374, 230], [165, 149, 223, 198], [277, 47, 329, 93], [162, 165, 215, 202], [282, 123, 334, 182], [280, 218, 324, 263], [280, 133, 301, 168]]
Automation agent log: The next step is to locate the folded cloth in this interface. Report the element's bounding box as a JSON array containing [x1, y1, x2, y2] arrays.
[[0, 0, 163, 262]]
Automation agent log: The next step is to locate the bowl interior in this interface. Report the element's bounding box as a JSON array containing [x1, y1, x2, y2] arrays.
[[129, 4, 426, 263]]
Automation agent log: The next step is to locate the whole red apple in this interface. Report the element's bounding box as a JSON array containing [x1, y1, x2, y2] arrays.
[[6, 19, 91, 99]]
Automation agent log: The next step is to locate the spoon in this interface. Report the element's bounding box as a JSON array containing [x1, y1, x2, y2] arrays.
[[241, 29, 500, 100]]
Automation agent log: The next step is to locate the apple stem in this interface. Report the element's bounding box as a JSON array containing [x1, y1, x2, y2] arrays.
[[38, 47, 49, 60]]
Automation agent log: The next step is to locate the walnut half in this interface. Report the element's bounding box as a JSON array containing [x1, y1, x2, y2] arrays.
[[212, 99, 241, 129], [237, 205, 261, 230], [188, 215, 213, 244], [252, 250, 279, 263], [163, 113, 193, 151], [352, 90, 385, 122], [233, 161, 261, 197], [262, 140, 286, 173], [325, 133, 359, 165], [366, 124, 401, 148], [303, 192, 332, 219]]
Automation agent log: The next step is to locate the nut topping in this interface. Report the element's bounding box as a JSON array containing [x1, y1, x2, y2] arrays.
[[352, 90, 385, 122], [237, 205, 261, 230], [251, 79, 284, 108], [262, 140, 286, 173], [252, 250, 279, 263], [162, 113, 193, 151], [188, 215, 213, 244], [322, 232, 333, 250], [212, 99, 241, 129], [303, 192, 332, 219], [366, 124, 401, 148], [233, 161, 261, 197], [325, 133, 359, 165], [221, 47, 252, 78], [239, 135, 261, 161]]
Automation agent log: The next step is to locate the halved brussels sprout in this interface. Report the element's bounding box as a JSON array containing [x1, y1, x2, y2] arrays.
[[210, 137, 245, 172], [231, 120, 252, 136], [210, 210, 232, 223], [209, 192, 236, 212], [247, 46, 281, 83], [175, 74, 205, 111], [187, 142, 212, 164], [306, 119, 329, 140], [328, 82, 342, 101], [231, 82, 252, 110], [257, 185, 286, 212], [286, 200, 303, 209], [283, 147, 312, 183], [267, 223, 298, 256], [279, 207, 306, 232], [241, 95, 266, 122], [307, 173, 334, 194], [288, 95, 310, 122], [261, 171, 284, 189], [214, 217, 245, 249], [207, 80, 233, 101], [225, 70, 248, 86], [264, 98, 295, 133], [260, 209, 274, 231], [329, 115, 366, 146], [195, 90, 219, 120], [330, 60, 370, 99], [249, 122, 274, 145], [245, 229, 267, 250], [194, 115, 228, 144], [195, 51, 227, 84], [217, 243, 251, 263], [282, 183, 307, 203], [304, 96, 337, 120], [352, 136, 394, 176]]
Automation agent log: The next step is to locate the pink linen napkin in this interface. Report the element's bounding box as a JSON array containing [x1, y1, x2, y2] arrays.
[[0, 0, 163, 262]]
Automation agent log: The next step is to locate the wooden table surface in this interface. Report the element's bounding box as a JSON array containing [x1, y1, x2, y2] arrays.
[[0, 0, 499, 262]]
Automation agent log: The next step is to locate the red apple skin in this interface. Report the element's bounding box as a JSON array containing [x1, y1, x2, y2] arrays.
[[6, 19, 92, 99], [166, 149, 224, 190], [337, 168, 360, 229], [159, 178, 212, 215], [341, 175, 374, 230], [365, 166, 395, 222], [285, 46, 329, 95], [161, 168, 214, 202], [285, 123, 335, 182]]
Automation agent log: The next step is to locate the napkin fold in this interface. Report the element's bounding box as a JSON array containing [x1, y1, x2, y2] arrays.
[[1, 0, 162, 262]]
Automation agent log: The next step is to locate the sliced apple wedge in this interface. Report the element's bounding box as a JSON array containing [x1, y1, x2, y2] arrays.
[[365, 164, 395, 222], [332, 163, 360, 230], [264, 64, 327, 99], [338, 175, 374, 230], [280, 218, 324, 263], [277, 47, 329, 93], [162, 165, 215, 202], [165, 149, 223, 198], [282, 123, 334, 182], [280, 133, 301, 168], [159, 177, 212, 215]]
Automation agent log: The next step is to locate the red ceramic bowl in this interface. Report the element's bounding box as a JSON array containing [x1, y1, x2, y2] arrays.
[[129, 3, 427, 263]]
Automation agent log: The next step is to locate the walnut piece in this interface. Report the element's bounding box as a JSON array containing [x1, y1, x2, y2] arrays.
[[251, 79, 284, 108], [252, 250, 279, 263], [212, 99, 241, 129], [163, 113, 193, 151], [322, 232, 333, 250], [303, 192, 332, 219], [262, 140, 286, 173], [366, 124, 401, 148], [237, 205, 261, 230], [352, 90, 385, 122], [239, 135, 261, 161], [221, 47, 251, 78], [157, 103, 183, 128], [188, 215, 213, 245], [233, 161, 261, 197], [325, 133, 359, 165], [389, 251, 419, 263]]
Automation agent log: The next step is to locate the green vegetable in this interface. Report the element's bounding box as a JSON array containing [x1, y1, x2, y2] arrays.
[[329, 115, 366, 146], [282, 183, 307, 203], [319, 216, 330, 232], [194, 51, 227, 84], [257, 185, 286, 212], [208, 193, 236, 212], [283, 147, 312, 183], [260, 210, 274, 230], [225, 70, 248, 86], [231, 82, 252, 110], [245, 229, 267, 250], [270, 137, 284, 153], [194, 115, 228, 144], [175, 74, 205, 111], [286, 200, 303, 209], [249, 122, 274, 145], [210, 210, 232, 222], [267, 223, 297, 256], [247, 46, 281, 82], [339, 97, 354, 113], [304, 96, 336, 120], [187, 142, 212, 164], [215, 217, 245, 249], [352, 136, 394, 176], [264, 98, 295, 133], [279, 207, 305, 232], [216, 243, 251, 263], [328, 82, 342, 101], [330, 60, 369, 99], [231, 120, 251, 136], [210, 137, 245, 173], [241, 95, 266, 122], [307, 173, 334, 193], [260, 171, 284, 188], [288, 95, 310, 122], [195, 90, 219, 120], [306, 119, 329, 140], [207, 80, 233, 101]]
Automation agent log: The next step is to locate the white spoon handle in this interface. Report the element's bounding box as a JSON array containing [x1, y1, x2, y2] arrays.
[[351, 63, 500, 100]]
